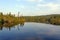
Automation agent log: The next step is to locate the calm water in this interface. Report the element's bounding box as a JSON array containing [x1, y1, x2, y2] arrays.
[[0, 22, 60, 40]]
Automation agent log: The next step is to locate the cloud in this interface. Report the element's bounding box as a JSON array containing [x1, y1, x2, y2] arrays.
[[2, 0, 60, 16], [36, 3, 60, 11], [47, 3, 59, 10]]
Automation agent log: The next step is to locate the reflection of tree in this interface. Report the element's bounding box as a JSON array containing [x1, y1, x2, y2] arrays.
[[8, 27, 11, 31], [0, 20, 4, 30], [17, 22, 24, 31], [0, 21, 25, 31], [0, 25, 3, 30], [20, 22, 24, 27]]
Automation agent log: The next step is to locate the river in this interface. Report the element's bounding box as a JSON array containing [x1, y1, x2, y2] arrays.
[[0, 22, 60, 40]]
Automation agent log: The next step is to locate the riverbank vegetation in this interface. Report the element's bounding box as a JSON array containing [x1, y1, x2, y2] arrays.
[[23, 14, 60, 25], [0, 12, 60, 25]]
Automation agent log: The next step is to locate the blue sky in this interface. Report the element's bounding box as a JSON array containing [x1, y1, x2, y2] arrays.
[[0, 0, 60, 16]]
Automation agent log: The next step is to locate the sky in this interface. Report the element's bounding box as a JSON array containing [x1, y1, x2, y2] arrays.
[[0, 0, 60, 16]]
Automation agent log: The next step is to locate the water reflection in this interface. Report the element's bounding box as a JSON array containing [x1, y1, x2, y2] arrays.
[[0, 22, 60, 40], [0, 20, 59, 31], [0, 21, 45, 31], [0, 22, 24, 31]]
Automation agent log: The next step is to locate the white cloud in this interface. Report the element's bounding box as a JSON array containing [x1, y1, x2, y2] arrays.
[[36, 3, 60, 11], [48, 3, 59, 10], [11, 0, 60, 15]]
